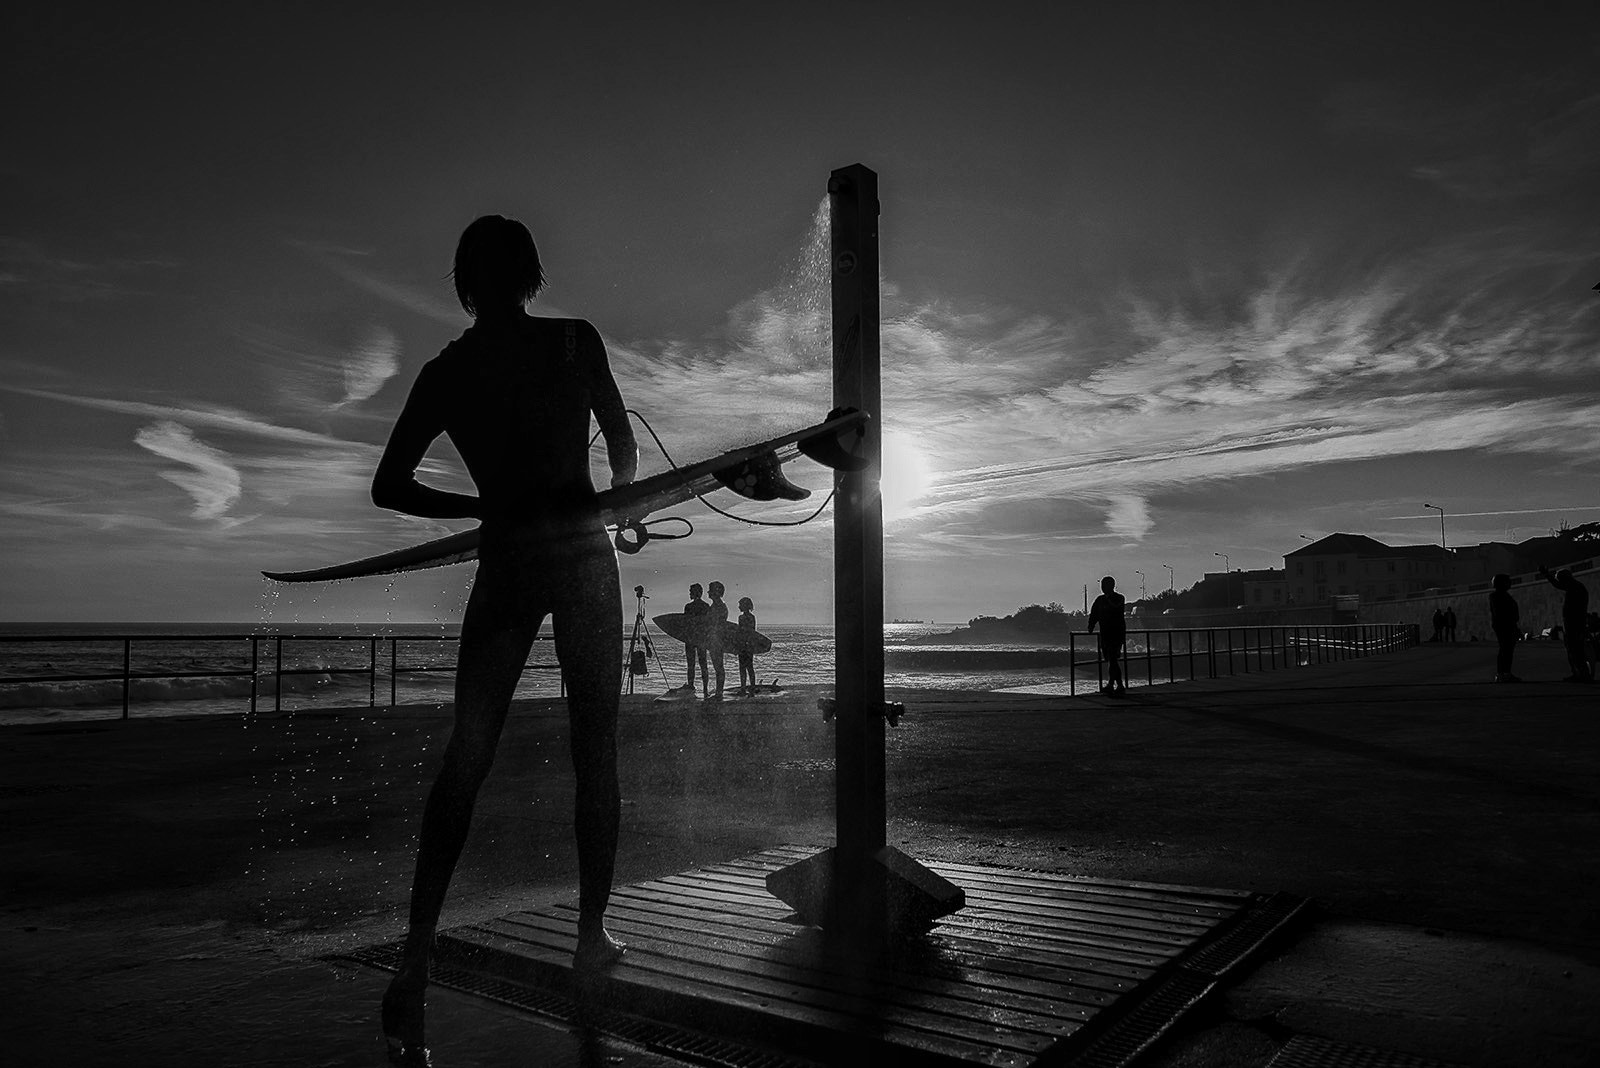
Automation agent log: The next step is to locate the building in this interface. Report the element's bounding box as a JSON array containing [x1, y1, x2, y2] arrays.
[[1284, 533, 1449, 605], [1237, 568, 1288, 607]]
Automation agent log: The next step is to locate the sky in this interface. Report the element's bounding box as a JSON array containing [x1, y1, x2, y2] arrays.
[[3, 2, 1599, 624]]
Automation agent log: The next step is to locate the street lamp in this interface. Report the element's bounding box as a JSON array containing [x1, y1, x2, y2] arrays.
[[1422, 503, 1446, 551], [1298, 534, 1315, 542], [1162, 563, 1174, 592], [1134, 569, 1146, 601], [1214, 552, 1232, 606]]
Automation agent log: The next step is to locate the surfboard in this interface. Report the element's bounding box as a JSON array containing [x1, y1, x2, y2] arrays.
[[262, 408, 868, 583], [652, 612, 772, 655]]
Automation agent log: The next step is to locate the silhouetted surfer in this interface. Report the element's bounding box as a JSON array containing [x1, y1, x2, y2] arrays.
[[737, 596, 757, 696], [371, 215, 637, 1064], [1087, 576, 1127, 695], [706, 580, 728, 700], [683, 583, 711, 697]]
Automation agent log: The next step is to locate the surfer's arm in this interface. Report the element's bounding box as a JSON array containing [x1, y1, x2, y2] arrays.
[[371, 366, 482, 519], [579, 321, 638, 488]]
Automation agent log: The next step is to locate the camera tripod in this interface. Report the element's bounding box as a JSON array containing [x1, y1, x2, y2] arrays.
[[624, 585, 667, 694]]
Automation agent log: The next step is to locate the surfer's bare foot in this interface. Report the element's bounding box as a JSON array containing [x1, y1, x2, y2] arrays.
[[381, 973, 430, 1066], [573, 928, 627, 972]]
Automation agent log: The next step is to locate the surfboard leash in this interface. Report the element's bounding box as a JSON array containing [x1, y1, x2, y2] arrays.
[[624, 409, 838, 530]]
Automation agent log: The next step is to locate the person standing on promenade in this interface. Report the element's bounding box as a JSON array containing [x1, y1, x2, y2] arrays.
[[682, 583, 711, 697], [1538, 565, 1591, 682], [705, 580, 729, 700], [1489, 574, 1521, 682], [1430, 608, 1445, 642], [371, 215, 637, 1064], [1087, 576, 1127, 695], [1444, 606, 1458, 643]]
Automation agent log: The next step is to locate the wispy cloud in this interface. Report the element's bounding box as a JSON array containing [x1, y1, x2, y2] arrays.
[[133, 420, 242, 520], [0, 237, 176, 301], [290, 239, 465, 324], [337, 325, 399, 406], [0, 384, 361, 448]]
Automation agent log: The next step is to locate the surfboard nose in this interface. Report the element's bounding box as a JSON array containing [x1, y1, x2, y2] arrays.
[[713, 451, 811, 501]]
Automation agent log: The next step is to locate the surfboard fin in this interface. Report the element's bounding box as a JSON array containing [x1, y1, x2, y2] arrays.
[[713, 450, 811, 501], [797, 406, 870, 471]]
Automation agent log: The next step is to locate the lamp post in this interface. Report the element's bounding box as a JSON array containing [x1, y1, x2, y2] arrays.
[[1298, 534, 1314, 542], [1423, 502, 1448, 585], [1134, 569, 1146, 601], [1162, 563, 1174, 593], [1214, 552, 1231, 607], [1423, 503, 1446, 551]]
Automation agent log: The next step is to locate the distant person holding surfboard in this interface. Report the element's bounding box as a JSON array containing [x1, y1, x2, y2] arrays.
[[706, 580, 729, 700], [737, 596, 757, 696], [682, 583, 711, 697], [1087, 575, 1127, 696], [370, 215, 637, 1064]]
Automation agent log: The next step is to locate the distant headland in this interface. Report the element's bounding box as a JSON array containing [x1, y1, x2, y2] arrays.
[[902, 603, 1082, 645]]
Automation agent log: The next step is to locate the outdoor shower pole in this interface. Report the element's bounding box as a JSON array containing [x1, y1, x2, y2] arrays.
[[830, 163, 885, 883], [767, 164, 962, 943]]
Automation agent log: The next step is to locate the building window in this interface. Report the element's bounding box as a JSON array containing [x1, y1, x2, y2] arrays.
[[1337, 561, 1346, 575]]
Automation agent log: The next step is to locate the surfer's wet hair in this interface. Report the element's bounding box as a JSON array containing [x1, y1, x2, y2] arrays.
[[452, 215, 546, 316]]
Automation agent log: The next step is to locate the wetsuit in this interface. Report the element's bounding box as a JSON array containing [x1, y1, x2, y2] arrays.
[[372, 312, 637, 930]]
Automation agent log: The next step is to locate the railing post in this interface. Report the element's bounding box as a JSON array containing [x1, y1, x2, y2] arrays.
[[370, 637, 378, 707], [1207, 629, 1216, 678], [121, 638, 131, 720], [391, 638, 398, 707], [250, 637, 258, 715], [1069, 631, 1076, 697], [275, 636, 283, 713]]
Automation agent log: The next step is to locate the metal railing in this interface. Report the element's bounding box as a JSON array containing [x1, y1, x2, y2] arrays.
[[0, 633, 560, 720], [1065, 623, 1417, 696], [1, 622, 1420, 720]]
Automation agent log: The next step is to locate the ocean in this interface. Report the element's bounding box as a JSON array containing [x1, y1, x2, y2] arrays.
[[0, 621, 1164, 725]]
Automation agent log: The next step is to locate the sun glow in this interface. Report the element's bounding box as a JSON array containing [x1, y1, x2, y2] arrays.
[[880, 431, 932, 522]]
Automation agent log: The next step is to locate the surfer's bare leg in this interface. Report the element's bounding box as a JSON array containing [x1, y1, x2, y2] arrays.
[[388, 578, 535, 1048], [685, 643, 699, 691], [712, 650, 725, 699], [554, 538, 626, 968]]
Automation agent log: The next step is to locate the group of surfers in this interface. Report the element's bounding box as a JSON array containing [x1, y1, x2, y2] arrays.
[[677, 581, 761, 700]]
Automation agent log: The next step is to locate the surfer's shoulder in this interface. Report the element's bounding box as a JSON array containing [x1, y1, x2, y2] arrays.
[[431, 331, 480, 366]]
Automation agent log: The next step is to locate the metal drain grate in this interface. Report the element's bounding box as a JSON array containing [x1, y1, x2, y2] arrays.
[[1066, 970, 1216, 1068], [334, 944, 818, 1068], [1266, 1034, 1468, 1068], [1180, 891, 1313, 979]]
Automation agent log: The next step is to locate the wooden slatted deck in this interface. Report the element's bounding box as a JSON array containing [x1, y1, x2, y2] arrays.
[[421, 845, 1308, 1067]]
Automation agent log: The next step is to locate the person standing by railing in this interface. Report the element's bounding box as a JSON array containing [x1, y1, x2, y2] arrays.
[[1537, 565, 1591, 683], [1489, 574, 1521, 683], [1087, 576, 1127, 696]]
